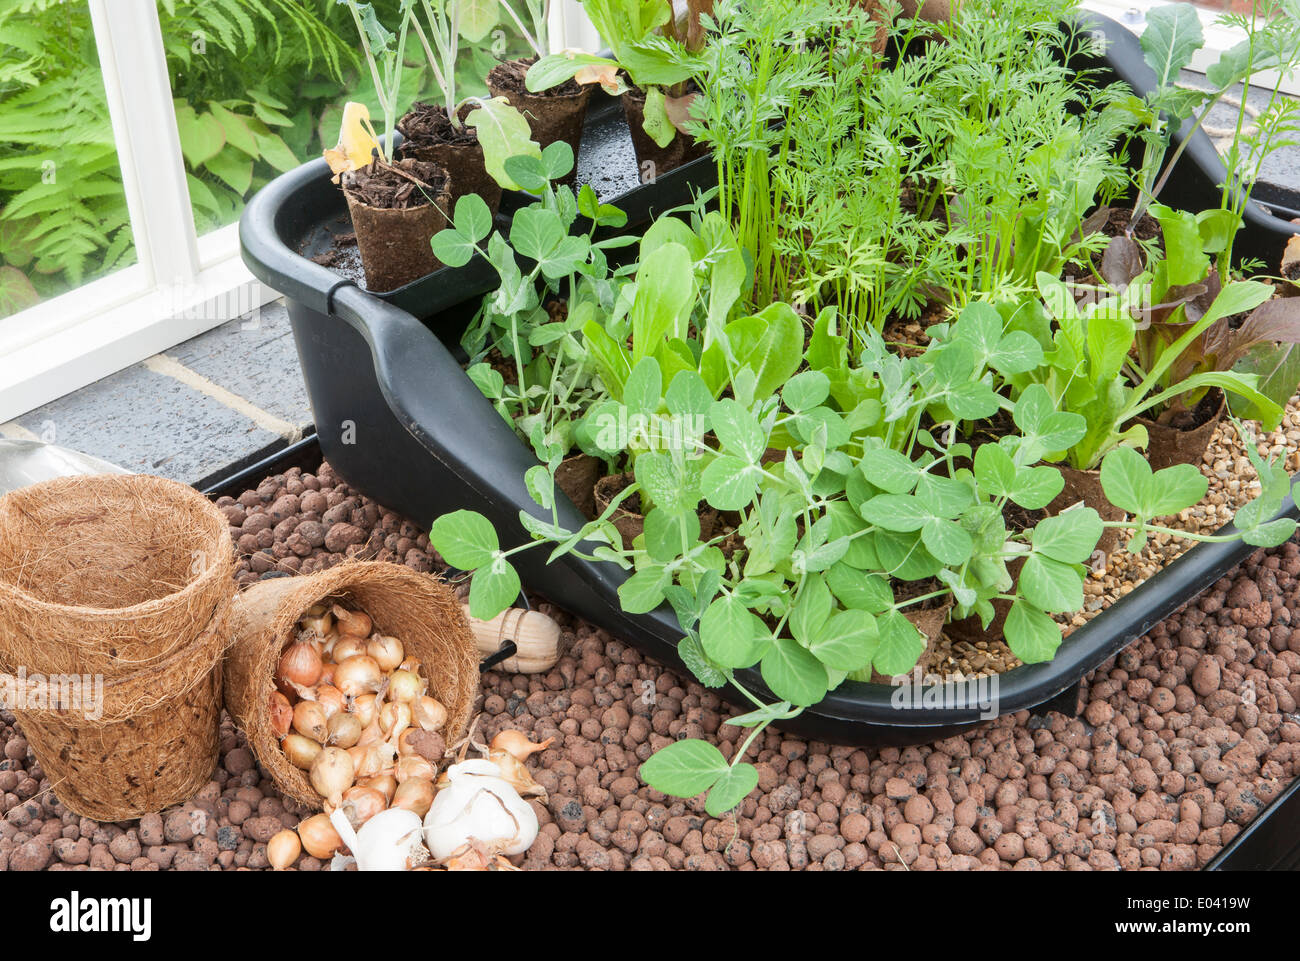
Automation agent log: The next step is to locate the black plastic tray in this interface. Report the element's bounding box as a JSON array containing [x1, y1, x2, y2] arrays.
[[240, 13, 1300, 746]]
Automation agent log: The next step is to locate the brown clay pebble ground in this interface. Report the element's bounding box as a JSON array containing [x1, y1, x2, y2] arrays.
[[2, 460, 1297, 871]]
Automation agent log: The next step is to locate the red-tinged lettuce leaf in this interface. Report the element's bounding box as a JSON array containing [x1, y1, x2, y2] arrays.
[[1231, 341, 1300, 421]]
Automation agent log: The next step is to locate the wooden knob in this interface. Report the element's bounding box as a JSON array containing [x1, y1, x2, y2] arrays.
[[462, 605, 561, 674]]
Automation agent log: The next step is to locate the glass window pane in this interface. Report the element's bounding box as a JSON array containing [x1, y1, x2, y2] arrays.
[[0, 1, 137, 319], [162, 0, 530, 236]]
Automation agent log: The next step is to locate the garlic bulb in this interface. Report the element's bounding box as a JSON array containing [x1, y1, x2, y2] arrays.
[[423, 760, 538, 860], [329, 807, 430, 872]]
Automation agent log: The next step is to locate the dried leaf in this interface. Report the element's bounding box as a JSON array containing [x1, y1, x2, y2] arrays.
[[1283, 230, 1300, 281], [574, 61, 624, 94], [322, 101, 381, 183], [664, 92, 698, 134]]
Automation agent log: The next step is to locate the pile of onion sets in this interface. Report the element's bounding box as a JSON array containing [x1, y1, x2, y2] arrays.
[[263, 601, 553, 871]]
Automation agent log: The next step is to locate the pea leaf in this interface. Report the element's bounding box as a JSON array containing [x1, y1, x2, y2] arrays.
[[577, 182, 628, 227], [1014, 385, 1087, 456], [1242, 517, 1299, 548], [915, 473, 976, 518], [509, 206, 565, 262], [700, 595, 768, 668], [826, 563, 894, 612], [988, 331, 1043, 375], [1098, 446, 1147, 515], [1031, 508, 1103, 563], [1100, 446, 1207, 518], [860, 448, 922, 495], [702, 456, 760, 510], [643, 506, 697, 562], [922, 517, 973, 565], [974, 443, 1017, 499], [1019, 554, 1084, 613], [639, 740, 729, 799], [873, 528, 942, 581], [859, 494, 928, 532], [1011, 465, 1065, 510], [453, 192, 492, 242], [503, 153, 549, 193], [947, 381, 1002, 421], [539, 140, 575, 181], [789, 578, 833, 645], [677, 633, 726, 687], [783, 370, 831, 411], [525, 465, 554, 510], [429, 510, 498, 569], [618, 567, 670, 614], [711, 398, 766, 462], [1004, 600, 1062, 663], [431, 227, 477, 268], [807, 609, 878, 672], [873, 610, 925, 677], [469, 555, 521, 620], [705, 763, 759, 816], [666, 370, 713, 420], [1146, 463, 1209, 517], [760, 637, 829, 706]]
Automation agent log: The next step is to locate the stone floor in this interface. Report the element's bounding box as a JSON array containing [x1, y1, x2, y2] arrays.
[[0, 299, 311, 490]]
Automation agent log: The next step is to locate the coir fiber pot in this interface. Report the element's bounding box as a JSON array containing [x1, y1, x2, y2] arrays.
[[223, 561, 478, 810], [397, 101, 503, 217], [620, 88, 709, 180], [0, 474, 234, 820], [555, 453, 602, 520], [870, 601, 952, 684], [1047, 464, 1127, 558], [1135, 388, 1228, 472], [487, 57, 593, 172], [593, 471, 644, 550], [944, 555, 1025, 647], [344, 158, 452, 292], [240, 13, 1300, 746]]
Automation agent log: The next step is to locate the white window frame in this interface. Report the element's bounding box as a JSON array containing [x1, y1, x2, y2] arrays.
[[0, 1, 1290, 423]]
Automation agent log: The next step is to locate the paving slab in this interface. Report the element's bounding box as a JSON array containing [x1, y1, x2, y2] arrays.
[[10, 364, 283, 485], [164, 299, 312, 429]]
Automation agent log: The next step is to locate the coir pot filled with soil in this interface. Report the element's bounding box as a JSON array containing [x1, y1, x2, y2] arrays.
[[620, 86, 709, 181], [343, 157, 452, 292], [487, 57, 592, 175], [1134, 388, 1227, 472], [397, 101, 503, 217], [870, 599, 953, 684], [594, 471, 644, 550], [555, 452, 602, 521], [1047, 464, 1126, 558]]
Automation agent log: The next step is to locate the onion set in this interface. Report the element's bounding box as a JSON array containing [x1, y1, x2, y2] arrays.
[[278, 601, 551, 871]]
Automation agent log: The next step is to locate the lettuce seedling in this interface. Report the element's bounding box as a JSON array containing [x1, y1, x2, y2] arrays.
[[526, 0, 711, 148], [408, 1, 542, 191]]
